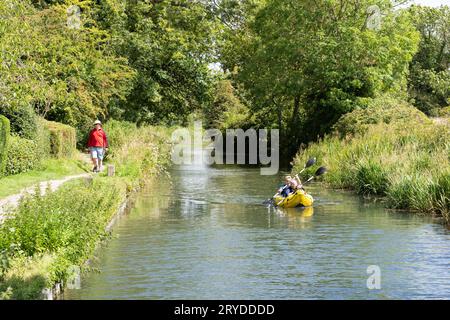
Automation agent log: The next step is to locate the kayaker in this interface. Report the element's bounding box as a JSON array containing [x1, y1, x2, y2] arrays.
[[87, 120, 109, 173], [293, 174, 305, 191], [278, 176, 297, 197]]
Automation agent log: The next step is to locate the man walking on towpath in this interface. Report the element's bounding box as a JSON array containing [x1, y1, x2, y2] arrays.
[[87, 120, 109, 173]]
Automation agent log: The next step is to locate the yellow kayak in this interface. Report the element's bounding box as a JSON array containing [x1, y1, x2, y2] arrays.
[[273, 189, 314, 208]]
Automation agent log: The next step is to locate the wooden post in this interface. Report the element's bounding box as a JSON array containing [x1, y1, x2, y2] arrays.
[[84, 175, 93, 186], [107, 165, 115, 177]]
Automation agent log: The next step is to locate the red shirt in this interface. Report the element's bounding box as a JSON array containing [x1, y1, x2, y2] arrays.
[[87, 128, 109, 148]]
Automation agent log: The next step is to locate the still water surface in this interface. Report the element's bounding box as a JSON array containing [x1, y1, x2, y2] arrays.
[[65, 159, 450, 299]]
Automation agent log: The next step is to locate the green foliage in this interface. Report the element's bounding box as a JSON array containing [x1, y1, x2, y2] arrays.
[[0, 0, 135, 132], [0, 0, 224, 131], [332, 96, 431, 138], [0, 117, 76, 178], [104, 120, 172, 184], [408, 5, 450, 115], [0, 123, 172, 299], [220, 0, 420, 155], [5, 136, 41, 176], [42, 120, 76, 158], [430, 172, 450, 221], [0, 179, 125, 298], [292, 105, 450, 221], [102, 119, 137, 149], [355, 160, 389, 196], [0, 105, 38, 140], [0, 116, 10, 176], [206, 80, 249, 130], [112, 0, 219, 125], [35, 118, 51, 160]]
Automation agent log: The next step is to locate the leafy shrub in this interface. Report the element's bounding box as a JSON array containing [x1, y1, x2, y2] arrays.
[[0, 105, 38, 140], [103, 119, 137, 149], [35, 118, 51, 160], [42, 120, 76, 158], [5, 136, 41, 176], [206, 80, 249, 130], [332, 96, 431, 138], [429, 171, 450, 221], [0, 116, 10, 176], [103, 120, 171, 184]]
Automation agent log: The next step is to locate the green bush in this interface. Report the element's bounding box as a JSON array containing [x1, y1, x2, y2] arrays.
[[0, 105, 38, 140], [103, 120, 172, 184], [0, 115, 10, 176], [332, 96, 431, 138], [35, 118, 51, 160], [102, 119, 136, 148], [206, 80, 249, 130], [5, 136, 41, 176], [42, 120, 76, 158]]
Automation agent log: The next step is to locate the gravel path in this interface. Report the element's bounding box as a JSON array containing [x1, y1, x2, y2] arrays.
[[0, 173, 91, 223]]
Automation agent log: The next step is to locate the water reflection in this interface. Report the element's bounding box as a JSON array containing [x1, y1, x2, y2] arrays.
[[64, 162, 450, 300]]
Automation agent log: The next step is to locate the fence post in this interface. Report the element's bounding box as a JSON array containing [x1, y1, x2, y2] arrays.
[[107, 165, 115, 177]]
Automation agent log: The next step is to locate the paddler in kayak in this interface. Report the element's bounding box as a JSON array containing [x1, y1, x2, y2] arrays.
[[277, 175, 299, 198], [274, 174, 313, 208], [267, 158, 327, 208]]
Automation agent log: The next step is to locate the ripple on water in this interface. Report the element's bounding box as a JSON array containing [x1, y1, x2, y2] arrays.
[[64, 167, 450, 300]]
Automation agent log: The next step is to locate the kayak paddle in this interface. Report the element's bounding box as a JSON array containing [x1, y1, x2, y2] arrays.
[[304, 166, 327, 183]]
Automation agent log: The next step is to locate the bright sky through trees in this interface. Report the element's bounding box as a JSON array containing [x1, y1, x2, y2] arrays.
[[412, 0, 449, 7]]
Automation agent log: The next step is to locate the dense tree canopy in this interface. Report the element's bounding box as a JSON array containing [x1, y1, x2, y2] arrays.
[[0, 0, 448, 158], [0, 0, 221, 132], [0, 0, 135, 137], [220, 0, 420, 155], [408, 5, 450, 115], [111, 0, 220, 125]]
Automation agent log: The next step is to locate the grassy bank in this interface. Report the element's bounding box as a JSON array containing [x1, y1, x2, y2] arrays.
[[0, 157, 89, 198], [292, 101, 449, 223], [0, 121, 172, 299], [0, 116, 82, 198]]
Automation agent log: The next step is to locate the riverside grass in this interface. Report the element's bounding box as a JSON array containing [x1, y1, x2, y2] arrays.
[[0, 121, 172, 299], [0, 179, 125, 299], [292, 120, 450, 223]]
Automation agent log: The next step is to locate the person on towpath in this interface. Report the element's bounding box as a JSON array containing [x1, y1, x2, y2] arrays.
[[87, 120, 109, 173]]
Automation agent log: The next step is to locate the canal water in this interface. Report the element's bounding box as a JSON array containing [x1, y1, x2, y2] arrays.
[[65, 157, 450, 300]]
